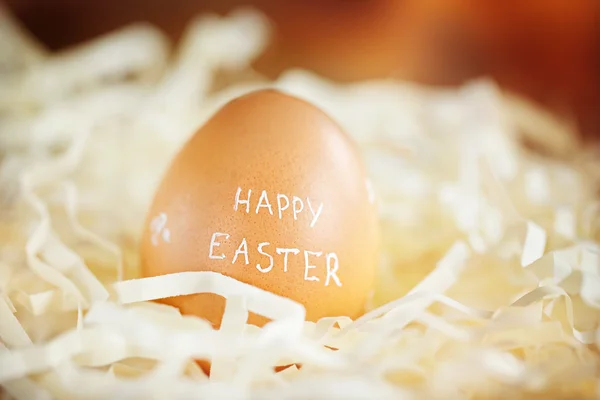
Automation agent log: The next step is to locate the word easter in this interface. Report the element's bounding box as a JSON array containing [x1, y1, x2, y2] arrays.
[[206, 187, 342, 287], [233, 187, 324, 228], [208, 233, 342, 287]]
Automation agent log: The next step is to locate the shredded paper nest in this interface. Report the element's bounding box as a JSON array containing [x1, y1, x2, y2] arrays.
[[1, 7, 599, 400]]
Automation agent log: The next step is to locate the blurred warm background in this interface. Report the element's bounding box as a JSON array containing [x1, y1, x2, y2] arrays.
[[5, 0, 599, 139]]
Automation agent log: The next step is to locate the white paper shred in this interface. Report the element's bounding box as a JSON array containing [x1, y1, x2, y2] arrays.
[[0, 7, 599, 400], [521, 221, 547, 267], [0, 298, 31, 347], [524, 166, 551, 204]]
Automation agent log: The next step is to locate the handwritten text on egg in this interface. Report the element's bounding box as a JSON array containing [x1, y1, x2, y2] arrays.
[[208, 187, 342, 287]]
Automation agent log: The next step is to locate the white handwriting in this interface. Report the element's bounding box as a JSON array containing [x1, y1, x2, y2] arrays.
[[233, 187, 323, 228], [208, 232, 230, 259], [207, 231, 341, 286], [303, 250, 321, 282], [232, 238, 249, 265], [256, 242, 274, 273], [150, 213, 171, 246]]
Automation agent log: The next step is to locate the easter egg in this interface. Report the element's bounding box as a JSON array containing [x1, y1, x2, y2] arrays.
[[140, 89, 378, 327]]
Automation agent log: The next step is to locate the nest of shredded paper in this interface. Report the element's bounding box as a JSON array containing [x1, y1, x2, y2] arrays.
[[1, 7, 599, 400]]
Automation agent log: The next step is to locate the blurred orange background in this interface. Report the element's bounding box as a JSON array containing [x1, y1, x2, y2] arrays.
[[5, 0, 599, 139]]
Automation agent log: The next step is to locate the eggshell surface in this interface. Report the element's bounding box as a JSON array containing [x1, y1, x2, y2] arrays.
[[140, 89, 378, 327]]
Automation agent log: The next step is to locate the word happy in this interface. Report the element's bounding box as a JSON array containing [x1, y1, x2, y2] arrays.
[[207, 187, 342, 287], [233, 187, 324, 228]]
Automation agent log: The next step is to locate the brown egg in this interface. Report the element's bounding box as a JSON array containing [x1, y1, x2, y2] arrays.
[[140, 89, 378, 328]]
